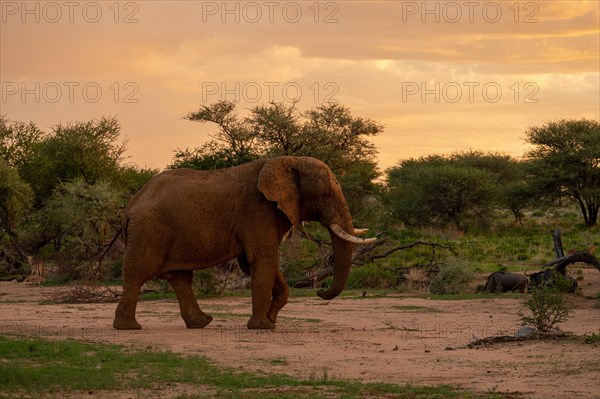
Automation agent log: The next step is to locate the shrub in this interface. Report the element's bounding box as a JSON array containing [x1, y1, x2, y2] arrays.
[[400, 268, 430, 292], [193, 269, 220, 295], [346, 263, 396, 289], [585, 332, 600, 344], [520, 281, 571, 332], [429, 257, 473, 295]]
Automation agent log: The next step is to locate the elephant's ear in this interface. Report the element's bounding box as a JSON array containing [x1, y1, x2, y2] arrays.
[[257, 157, 301, 226]]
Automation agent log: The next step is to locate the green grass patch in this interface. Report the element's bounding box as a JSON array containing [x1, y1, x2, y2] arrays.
[[584, 332, 600, 344], [0, 336, 513, 398], [211, 312, 251, 319], [392, 305, 443, 313], [428, 293, 525, 300], [269, 357, 288, 366], [140, 291, 177, 301], [279, 317, 322, 323]]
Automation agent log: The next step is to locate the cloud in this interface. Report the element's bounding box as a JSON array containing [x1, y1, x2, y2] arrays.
[[0, 0, 597, 169]]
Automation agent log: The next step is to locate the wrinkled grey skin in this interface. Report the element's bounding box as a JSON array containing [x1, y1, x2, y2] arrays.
[[483, 272, 529, 293], [528, 270, 578, 293]]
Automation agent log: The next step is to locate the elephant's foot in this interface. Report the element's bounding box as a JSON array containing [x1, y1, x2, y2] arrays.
[[247, 316, 275, 329], [183, 313, 213, 329], [113, 317, 142, 330]]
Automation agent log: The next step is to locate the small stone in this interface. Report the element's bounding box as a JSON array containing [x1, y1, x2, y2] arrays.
[[425, 349, 430, 353], [515, 326, 538, 338]]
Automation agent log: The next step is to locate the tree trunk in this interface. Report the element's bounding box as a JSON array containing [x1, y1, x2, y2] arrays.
[[587, 201, 598, 227], [553, 229, 564, 258]]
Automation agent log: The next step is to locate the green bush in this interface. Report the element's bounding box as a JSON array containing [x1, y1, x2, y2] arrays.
[[193, 269, 220, 295], [521, 279, 572, 332], [429, 257, 473, 295], [347, 263, 397, 289], [585, 332, 600, 344]]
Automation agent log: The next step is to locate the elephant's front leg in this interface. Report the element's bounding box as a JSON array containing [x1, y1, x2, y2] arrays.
[[267, 270, 289, 324], [247, 259, 278, 329], [162, 270, 213, 329]]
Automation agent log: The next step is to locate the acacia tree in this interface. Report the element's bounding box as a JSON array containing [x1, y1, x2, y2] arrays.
[[450, 151, 529, 224], [386, 155, 498, 230], [175, 101, 383, 221], [524, 119, 600, 227]]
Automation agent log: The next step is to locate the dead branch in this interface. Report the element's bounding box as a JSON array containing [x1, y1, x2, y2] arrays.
[[544, 229, 600, 273], [367, 241, 457, 261], [295, 266, 334, 288], [543, 251, 600, 273], [291, 236, 456, 288], [45, 284, 120, 304]]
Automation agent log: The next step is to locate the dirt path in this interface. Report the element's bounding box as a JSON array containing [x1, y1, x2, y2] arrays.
[[1, 269, 599, 398]]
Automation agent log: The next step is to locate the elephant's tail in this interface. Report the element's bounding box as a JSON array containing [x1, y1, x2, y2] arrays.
[[91, 227, 122, 278]]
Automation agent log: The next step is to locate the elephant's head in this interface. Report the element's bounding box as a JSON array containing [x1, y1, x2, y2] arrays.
[[258, 156, 375, 300]]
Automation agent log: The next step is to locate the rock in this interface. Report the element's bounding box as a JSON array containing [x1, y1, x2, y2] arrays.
[[515, 326, 538, 338]]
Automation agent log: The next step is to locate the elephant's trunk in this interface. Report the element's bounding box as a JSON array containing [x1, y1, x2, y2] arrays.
[[317, 222, 355, 300]]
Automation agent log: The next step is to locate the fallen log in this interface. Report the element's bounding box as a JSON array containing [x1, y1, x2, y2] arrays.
[[292, 238, 456, 288], [544, 251, 600, 274]]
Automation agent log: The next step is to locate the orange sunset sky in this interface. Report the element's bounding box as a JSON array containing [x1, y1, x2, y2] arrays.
[[1, 0, 599, 171]]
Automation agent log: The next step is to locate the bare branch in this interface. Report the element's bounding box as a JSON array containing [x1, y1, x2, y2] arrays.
[[368, 241, 457, 260]]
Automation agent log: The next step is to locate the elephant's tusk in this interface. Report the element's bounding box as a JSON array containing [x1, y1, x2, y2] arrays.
[[353, 228, 369, 235], [329, 224, 377, 244]]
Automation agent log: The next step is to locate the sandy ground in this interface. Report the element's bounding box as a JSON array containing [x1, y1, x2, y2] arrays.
[[1, 269, 599, 399]]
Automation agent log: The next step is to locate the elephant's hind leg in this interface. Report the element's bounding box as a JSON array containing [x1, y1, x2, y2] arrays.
[[267, 270, 289, 324], [162, 270, 213, 329], [114, 281, 143, 330]]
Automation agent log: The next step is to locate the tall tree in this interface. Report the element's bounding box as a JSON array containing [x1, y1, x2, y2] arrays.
[[386, 155, 498, 230], [450, 151, 529, 224], [177, 101, 383, 220], [524, 119, 600, 227], [182, 101, 258, 167]]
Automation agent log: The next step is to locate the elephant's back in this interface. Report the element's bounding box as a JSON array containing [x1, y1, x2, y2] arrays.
[[124, 160, 269, 222]]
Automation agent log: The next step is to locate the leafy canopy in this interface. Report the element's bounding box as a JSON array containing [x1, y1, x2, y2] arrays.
[[173, 101, 383, 220], [524, 118, 600, 227], [386, 153, 502, 230]]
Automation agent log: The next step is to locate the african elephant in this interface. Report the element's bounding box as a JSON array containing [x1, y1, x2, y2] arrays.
[[482, 272, 528, 293], [113, 156, 375, 330]]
